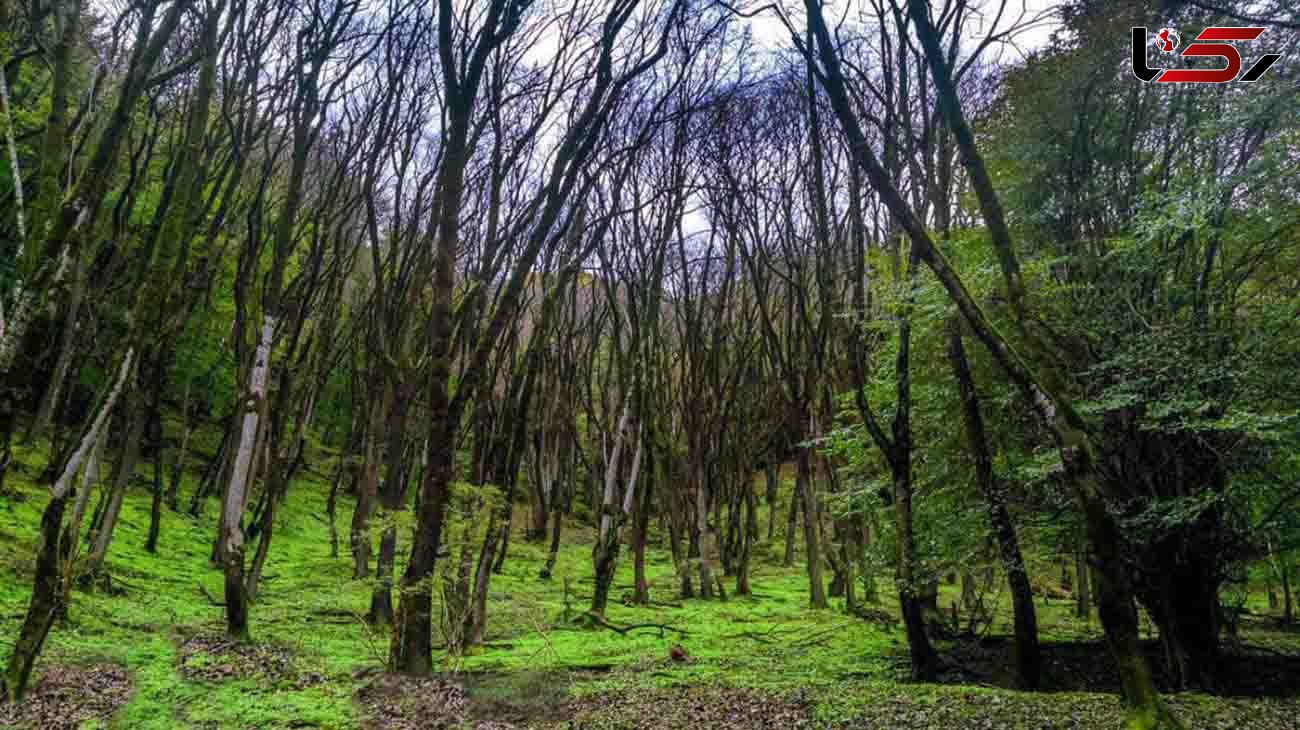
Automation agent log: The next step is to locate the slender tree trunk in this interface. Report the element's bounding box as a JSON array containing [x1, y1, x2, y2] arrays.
[[784, 474, 799, 567], [370, 384, 411, 627], [192, 419, 232, 517], [736, 478, 757, 596], [797, 448, 827, 609], [1282, 562, 1294, 625], [765, 461, 778, 542], [84, 393, 146, 580], [352, 395, 383, 579], [631, 451, 655, 605], [592, 412, 640, 617], [168, 375, 194, 509], [1077, 542, 1091, 621], [898, 3, 1179, 722], [861, 515, 879, 604], [529, 443, 551, 541], [327, 448, 351, 560], [28, 251, 87, 440], [540, 497, 564, 580], [947, 323, 1040, 688], [492, 510, 512, 575], [465, 509, 500, 646], [145, 406, 164, 554], [680, 489, 697, 599], [60, 436, 102, 610], [2, 347, 132, 702]]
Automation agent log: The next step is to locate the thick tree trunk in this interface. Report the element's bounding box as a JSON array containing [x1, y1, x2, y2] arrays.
[[391, 389, 452, 674], [1, 495, 67, 703], [1144, 562, 1222, 691], [695, 474, 715, 600], [894, 466, 939, 681], [221, 315, 275, 640]]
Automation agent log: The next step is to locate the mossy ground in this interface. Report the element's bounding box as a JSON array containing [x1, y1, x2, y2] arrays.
[[1, 437, 1297, 729]]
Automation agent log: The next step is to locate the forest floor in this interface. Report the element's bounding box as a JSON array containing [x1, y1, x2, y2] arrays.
[[2, 437, 1299, 729]]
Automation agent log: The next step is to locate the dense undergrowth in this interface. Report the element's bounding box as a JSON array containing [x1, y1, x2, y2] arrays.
[[2, 437, 1298, 729]]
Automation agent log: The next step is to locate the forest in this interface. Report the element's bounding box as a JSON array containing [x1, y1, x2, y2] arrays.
[[0, 0, 1298, 728]]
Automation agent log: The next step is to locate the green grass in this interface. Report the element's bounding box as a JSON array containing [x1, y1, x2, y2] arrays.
[[2, 439, 1298, 729]]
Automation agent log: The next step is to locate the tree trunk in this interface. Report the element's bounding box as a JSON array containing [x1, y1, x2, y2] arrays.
[[84, 394, 146, 580], [465, 509, 500, 646], [1, 495, 67, 703], [783, 474, 799, 567], [764, 461, 778, 542], [28, 251, 87, 441], [192, 418, 232, 518], [797, 448, 827, 609], [352, 394, 384, 579], [947, 324, 1040, 688], [695, 474, 715, 601], [1283, 561, 1294, 625], [60, 438, 102, 610], [592, 412, 640, 617], [221, 315, 275, 640], [804, 0, 1174, 718], [3, 348, 132, 701], [1076, 542, 1091, 621], [539, 497, 564, 580], [893, 461, 938, 680], [631, 452, 655, 605], [682, 489, 699, 599], [145, 406, 164, 554], [736, 478, 757, 596], [168, 375, 194, 510]]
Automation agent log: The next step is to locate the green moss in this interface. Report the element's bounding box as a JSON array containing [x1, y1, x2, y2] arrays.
[[0, 441, 1294, 728]]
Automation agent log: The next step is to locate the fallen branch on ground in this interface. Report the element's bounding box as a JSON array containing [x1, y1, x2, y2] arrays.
[[582, 611, 690, 638]]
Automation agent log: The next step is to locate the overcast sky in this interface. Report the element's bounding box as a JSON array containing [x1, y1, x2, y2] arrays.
[[740, 0, 1065, 60]]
